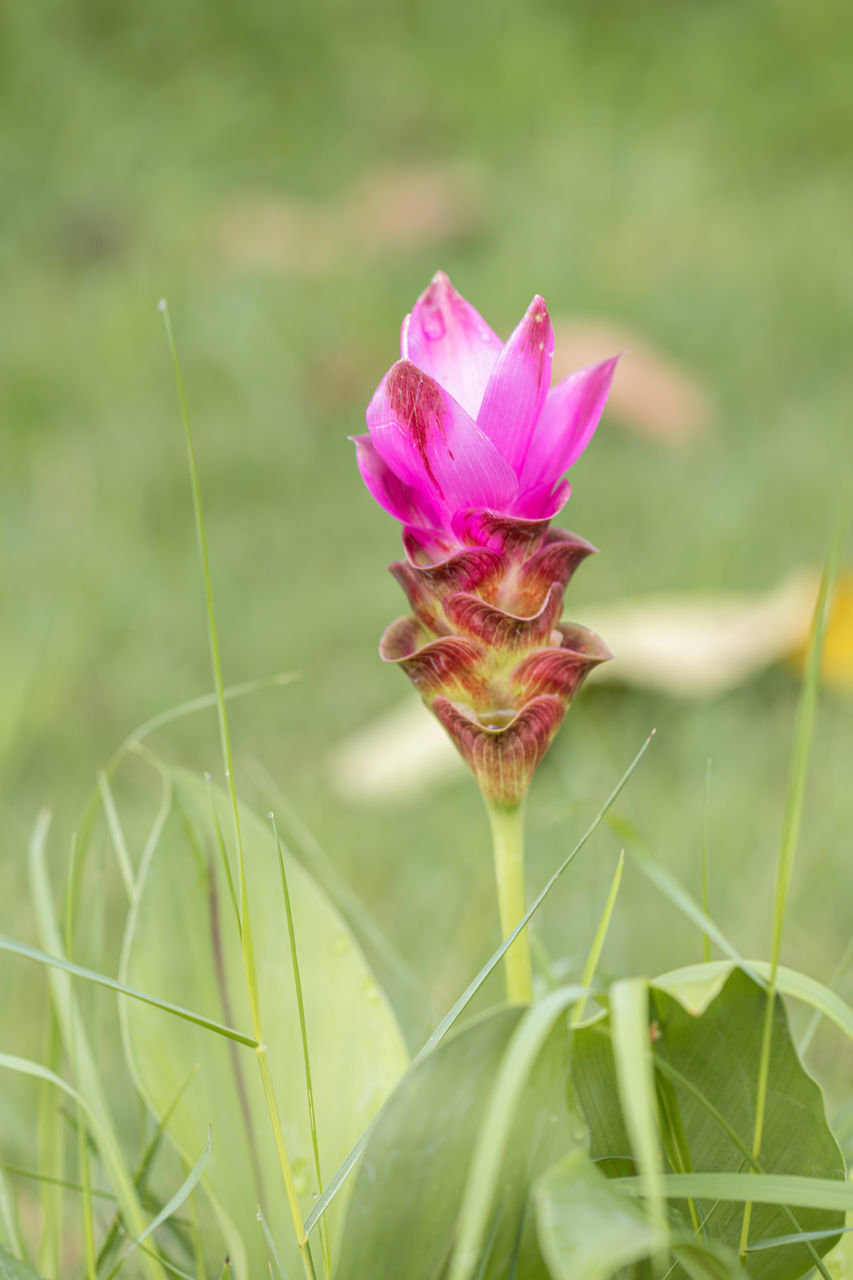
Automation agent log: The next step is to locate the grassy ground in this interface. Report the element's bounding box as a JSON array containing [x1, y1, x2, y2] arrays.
[[2, 0, 852, 1119]]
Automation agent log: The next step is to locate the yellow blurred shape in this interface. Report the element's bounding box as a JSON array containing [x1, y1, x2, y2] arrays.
[[789, 570, 853, 690]]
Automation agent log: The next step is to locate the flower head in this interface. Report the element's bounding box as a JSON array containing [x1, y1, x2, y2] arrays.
[[354, 271, 620, 557], [356, 273, 617, 807]]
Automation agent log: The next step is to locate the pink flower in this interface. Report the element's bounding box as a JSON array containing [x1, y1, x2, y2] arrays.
[[357, 272, 614, 809], [354, 272, 619, 552]]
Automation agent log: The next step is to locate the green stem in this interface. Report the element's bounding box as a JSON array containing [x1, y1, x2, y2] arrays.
[[486, 802, 533, 1003]]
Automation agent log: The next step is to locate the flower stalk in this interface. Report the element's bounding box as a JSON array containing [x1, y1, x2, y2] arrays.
[[486, 801, 532, 1002]]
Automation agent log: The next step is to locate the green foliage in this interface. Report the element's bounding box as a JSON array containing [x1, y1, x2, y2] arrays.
[[121, 770, 409, 1276], [535, 1151, 743, 1280], [336, 1004, 581, 1280], [0, 1246, 47, 1280], [573, 969, 845, 1280], [329, 966, 847, 1280]]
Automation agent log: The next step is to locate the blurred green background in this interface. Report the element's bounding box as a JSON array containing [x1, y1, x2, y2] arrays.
[[2, 0, 852, 1091]]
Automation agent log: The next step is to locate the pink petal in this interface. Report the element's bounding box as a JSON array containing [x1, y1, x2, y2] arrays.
[[366, 360, 518, 521], [352, 434, 443, 529], [402, 272, 503, 420], [511, 478, 572, 522], [519, 355, 621, 491], [476, 295, 554, 473], [401, 525, 460, 566]]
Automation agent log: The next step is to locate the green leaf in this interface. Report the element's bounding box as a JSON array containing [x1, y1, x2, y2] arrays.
[[573, 969, 845, 1280], [534, 1150, 747, 1280], [120, 770, 408, 1277], [654, 960, 853, 1043], [337, 1003, 583, 1280], [535, 1150, 668, 1280], [0, 1244, 47, 1279]]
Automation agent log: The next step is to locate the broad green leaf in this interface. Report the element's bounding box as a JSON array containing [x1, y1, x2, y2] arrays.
[[534, 1149, 747, 1280], [654, 961, 853, 1043], [337, 1005, 583, 1280], [535, 1149, 668, 1279], [121, 771, 408, 1277], [573, 969, 845, 1280], [0, 1245, 47, 1279]]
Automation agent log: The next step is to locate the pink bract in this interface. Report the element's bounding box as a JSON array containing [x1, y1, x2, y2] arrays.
[[354, 271, 620, 554]]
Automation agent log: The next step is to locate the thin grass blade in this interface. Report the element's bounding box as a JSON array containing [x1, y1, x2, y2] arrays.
[[0, 934, 256, 1046], [626, 844, 757, 984], [742, 526, 845, 1255], [610, 979, 668, 1246], [98, 771, 135, 899], [0, 1168, 23, 1257], [257, 1205, 291, 1280], [617, 1172, 853, 1213], [572, 852, 624, 1026], [104, 1128, 212, 1279], [272, 816, 330, 1277]]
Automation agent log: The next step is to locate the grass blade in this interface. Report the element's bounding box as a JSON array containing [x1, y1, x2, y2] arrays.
[[0, 1162, 114, 1201], [0, 1168, 23, 1257], [745, 1223, 853, 1252], [610, 979, 668, 1249], [741, 527, 845, 1255], [571, 852, 624, 1027], [251, 760, 434, 1045], [701, 758, 712, 964], [105, 1128, 212, 1279], [612, 825, 757, 984], [36, 1010, 64, 1277], [98, 771, 135, 899], [77, 1092, 97, 1280], [257, 1205, 291, 1280], [0, 934, 256, 1046], [618, 1172, 853, 1213], [96, 1066, 200, 1275], [798, 933, 853, 1057], [272, 816, 330, 1278], [117, 674, 298, 762]]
